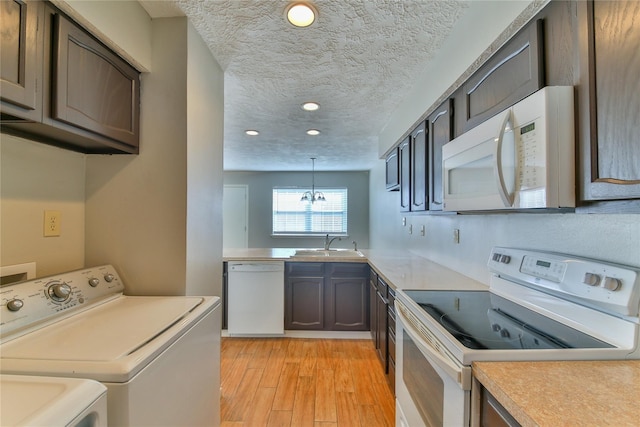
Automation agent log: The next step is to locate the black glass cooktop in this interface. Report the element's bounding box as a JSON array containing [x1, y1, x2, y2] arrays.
[[402, 290, 612, 350]]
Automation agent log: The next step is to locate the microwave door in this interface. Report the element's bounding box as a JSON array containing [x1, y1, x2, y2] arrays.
[[493, 110, 516, 207]]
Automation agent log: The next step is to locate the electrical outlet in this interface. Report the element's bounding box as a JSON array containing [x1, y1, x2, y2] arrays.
[[453, 228, 460, 244], [44, 210, 61, 237]]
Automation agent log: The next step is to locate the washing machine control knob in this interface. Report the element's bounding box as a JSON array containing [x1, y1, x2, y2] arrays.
[[88, 277, 100, 287], [48, 282, 72, 302], [602, 277, 621, 291], [7, 299, 24, 311], [104, 273, 115, 283]]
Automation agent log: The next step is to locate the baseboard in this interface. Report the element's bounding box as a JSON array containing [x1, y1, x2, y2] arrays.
[[221, 329, 371, 339]]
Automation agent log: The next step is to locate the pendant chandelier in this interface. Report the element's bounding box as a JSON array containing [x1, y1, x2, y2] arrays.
[[300, 157, 325, 203]]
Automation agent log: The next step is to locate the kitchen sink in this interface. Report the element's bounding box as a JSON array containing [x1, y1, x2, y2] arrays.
[[293, 249, 365, 258]]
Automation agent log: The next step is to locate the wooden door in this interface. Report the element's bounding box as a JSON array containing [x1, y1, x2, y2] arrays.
[[428, 99, 453, 211], [285, 276, 325, 330], [459, 20, 544, 133], [399, 136, 411, 212], [50, 12, 140, 149], [385, 148, 400, 191], [577, 0, 640, 202], [0, 0, 41, 121], [410, 122, 428, 212], [328, 276, 368, 330]]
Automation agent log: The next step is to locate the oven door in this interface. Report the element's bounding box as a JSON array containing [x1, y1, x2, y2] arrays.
[[396, 302, 472, 427]]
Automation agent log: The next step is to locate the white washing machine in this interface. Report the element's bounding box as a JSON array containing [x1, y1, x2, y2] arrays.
[[0, 374, 107, 426], [0, 265, 221, 427]]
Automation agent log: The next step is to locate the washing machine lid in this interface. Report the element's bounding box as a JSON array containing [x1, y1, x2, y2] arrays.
[[0, 295, 217, 382], [0, 374, 107, 426]]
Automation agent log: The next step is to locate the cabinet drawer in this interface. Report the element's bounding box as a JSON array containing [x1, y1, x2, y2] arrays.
[[286, 262, 325, 277], [387, 286, 396, 311], [388, 323, 396, 363], [376, 277, 388, 297], [330, 262, 369, 278]]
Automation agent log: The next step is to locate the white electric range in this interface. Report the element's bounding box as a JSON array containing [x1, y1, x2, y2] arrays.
[[394, 247, 640, 427]]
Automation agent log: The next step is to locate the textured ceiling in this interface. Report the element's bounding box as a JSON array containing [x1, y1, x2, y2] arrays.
[[140, 1, 470, 171]]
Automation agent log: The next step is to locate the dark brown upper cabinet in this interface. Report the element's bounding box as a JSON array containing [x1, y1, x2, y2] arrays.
[[576, 0, 640, 203], [399, 136, 411, 212], [49, 12, 139, 149], [409, 122, 428, 212], [1, 3, 140, 154], [385, 147, 400, 191], [428, 99, 453, 211], [458, 19, 544, 133], [1, 0, 42, 121]]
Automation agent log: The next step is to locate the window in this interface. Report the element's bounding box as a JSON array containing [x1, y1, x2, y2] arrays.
[[272, 188, 348, 235]]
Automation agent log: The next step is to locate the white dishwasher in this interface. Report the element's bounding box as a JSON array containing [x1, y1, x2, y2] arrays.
[[227, 261, 285, 336]]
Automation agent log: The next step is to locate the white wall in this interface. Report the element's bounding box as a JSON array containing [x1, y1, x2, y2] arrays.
[[85, 18, 189, 296], [85, 17, 224, 297], [370, 162, 640, 286], [185, 22, 225, 296], [224, 171, 370, 249], [0, 136, 86, 276]]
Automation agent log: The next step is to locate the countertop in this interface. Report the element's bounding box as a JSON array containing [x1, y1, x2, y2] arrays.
[[473, 360, 640, 427], [223, 248, 488, 292]]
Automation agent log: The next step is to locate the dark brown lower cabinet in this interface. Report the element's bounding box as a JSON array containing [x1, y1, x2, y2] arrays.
[[387, 287, 396, 394], [285, 262, 369, 331], [369, 270, 378, 343], [479, 387, 521, 427]]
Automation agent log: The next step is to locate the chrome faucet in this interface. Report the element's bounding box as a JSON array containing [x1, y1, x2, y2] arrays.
[[324, 234, 341, 250]]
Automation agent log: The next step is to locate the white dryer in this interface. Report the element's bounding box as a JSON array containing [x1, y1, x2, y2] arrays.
[[0, 265, 221, 427], [0, 374, 107, 426]]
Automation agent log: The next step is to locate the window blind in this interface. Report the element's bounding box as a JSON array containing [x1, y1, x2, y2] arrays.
[[272, 188, 348, 235]]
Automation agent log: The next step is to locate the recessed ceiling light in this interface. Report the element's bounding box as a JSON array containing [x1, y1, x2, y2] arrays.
[[302, 102, 320, 111], [306, 129, 320, 136], [286, 2, 317, 28], [245, 130, 259, 136]]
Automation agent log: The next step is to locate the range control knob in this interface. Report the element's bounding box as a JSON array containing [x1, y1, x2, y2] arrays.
[[583, 273, 600, 286], [7, 299, 24, 312], [602, 277, 621, 291], [48, 283, 72, 302], [88, 277, 100, 287], [500, 329, 511, 338], [104, 273, 115, 283]]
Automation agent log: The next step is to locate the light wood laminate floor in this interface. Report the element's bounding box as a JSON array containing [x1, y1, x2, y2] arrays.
[[220, 337, 395, 427]]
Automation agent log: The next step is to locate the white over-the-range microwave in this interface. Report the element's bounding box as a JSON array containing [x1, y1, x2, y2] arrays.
[[442, 86, 575, 211]]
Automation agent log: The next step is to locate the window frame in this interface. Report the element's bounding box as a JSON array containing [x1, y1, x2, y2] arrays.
[[272, 187, 348, 237]]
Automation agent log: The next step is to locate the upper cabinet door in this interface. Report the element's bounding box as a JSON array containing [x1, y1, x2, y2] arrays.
[[577, 0, 640, 202], [410, 122, 427, 212], [51, 13, 140, 149], [428, 99, 453, 211], [459, 20, 544, 133], [399, 136, 411, 212], [0, 0, 42, 120], [385, 148, 400, 191]]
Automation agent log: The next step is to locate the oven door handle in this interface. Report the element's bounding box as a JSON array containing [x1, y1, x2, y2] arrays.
[[397, 303, 472, 390]]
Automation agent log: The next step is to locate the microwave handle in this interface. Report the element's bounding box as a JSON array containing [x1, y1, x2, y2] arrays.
[[494, 110, 514, 207]]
